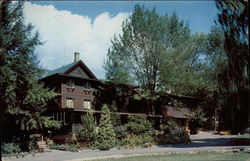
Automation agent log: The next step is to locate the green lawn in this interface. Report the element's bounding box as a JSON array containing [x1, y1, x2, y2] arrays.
[[93, 151, 250, 161]]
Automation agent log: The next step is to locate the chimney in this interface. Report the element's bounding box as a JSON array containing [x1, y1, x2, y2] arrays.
[[74, 52, 80, 62]]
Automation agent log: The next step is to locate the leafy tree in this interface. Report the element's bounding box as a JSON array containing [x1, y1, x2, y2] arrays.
[[77, 112, 97, 144], [0, 0, 61, 141], [104, 4, 214, 99], [215, 0, 249, 133], [94, 104, 116, 150], [104, 5, 192, 92], [104, 37, 132, 85]]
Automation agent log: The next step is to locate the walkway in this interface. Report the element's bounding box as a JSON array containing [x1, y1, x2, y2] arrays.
[[3, 132, 250, 161]]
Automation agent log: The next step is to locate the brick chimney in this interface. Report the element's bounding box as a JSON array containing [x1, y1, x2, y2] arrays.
[[74, 52, 80, 62]]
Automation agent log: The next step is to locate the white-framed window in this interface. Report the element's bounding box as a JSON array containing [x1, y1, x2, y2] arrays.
[[66, 98, 74, 108], [83, 100, 91, 109]]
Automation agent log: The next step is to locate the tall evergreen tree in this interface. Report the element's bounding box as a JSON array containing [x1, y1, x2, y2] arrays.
[[0, 0, 60, 141], [94, 104, 116, 150], [77, 112, 97, 144]]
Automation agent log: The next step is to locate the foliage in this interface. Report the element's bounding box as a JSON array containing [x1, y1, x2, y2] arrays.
[[110, 102, 122, 126], [18, 113, 61, 131], [49, 143, 79, 152], [124, 134, 154, 148], [77, 111, 97, 144], [27, 140, 39, 152], [1, 143, 21, 156], [94, 104, 116, 150], [0, 1, 61, 140], [160, 118, 178, 134], [215, 0, 249, 134], [104, 4, 212, 97], [114, 125, 128, 140], [126, 114, 154, 136], [157, 132, 190, 145], [188, 108, 207, 134]]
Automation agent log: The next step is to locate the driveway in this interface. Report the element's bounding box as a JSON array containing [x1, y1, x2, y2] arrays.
[[3, 132, 250, 161]]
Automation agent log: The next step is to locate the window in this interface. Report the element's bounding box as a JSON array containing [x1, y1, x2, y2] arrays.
[[83, 100, 91, 109], [84, 81, 91, 89], [66, 98, 74, 108], [67, 80, 75, 88]]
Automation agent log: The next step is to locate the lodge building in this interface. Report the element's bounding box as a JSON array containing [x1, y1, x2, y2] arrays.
[[41, 52, 196, 142]]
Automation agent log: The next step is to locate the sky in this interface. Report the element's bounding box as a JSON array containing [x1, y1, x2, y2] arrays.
[[23, 1, 218, 79]]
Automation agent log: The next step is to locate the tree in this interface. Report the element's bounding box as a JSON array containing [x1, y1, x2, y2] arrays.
[[94, 104, 116, 150], [104, 5, 221, 131], [77, 112, 97, 144], [104, 5, 214, 99], [104, 5, 192, 93], [0, 0, 60, 141], [215, 0, 249, 133]]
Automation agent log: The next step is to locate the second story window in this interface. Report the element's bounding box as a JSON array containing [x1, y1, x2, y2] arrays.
[[67, 80, 75, 88], [83, 100, 91, 110], [66, 98, 74, 108], [84, 81, 90, 89]]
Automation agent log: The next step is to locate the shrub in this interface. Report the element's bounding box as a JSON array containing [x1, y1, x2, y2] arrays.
[[160, 118, 178, 134], [110, 102, 122, 126], [157, 131, 191, 145], [114, 125, 128, 140], [126, 114, 154, 136], [27, 140, 39, 152], [124, 134, 154, 148], [188, 107, 207, 134], [94, 104, 116, 150], [77, 111, 97, 144], [1, 143, 21, 157]]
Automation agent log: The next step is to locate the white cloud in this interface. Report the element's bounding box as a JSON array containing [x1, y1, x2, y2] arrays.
[[23, 2, 130, 78]]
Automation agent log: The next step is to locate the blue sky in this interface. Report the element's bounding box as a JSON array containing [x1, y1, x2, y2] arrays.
[[24, 1, 218, 78], [33, 1, 218, 33]]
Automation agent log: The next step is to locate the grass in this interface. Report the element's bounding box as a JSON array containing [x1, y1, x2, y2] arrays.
[[92, 151, 250, 161]]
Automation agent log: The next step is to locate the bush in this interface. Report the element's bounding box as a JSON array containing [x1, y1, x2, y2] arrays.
[[157, 131, 191, 145], [114, 125, 128, 140], [27, 140, 39, 152], [188, 107, 207, 134], [77, 112, 97, 144], [110, 102, 122, 126], [160, 118, 178, 134], [124, 134, 154, 148], [94, 104, 116, 150], [126, 114, 154, 136], [1, 143, 21, 157]]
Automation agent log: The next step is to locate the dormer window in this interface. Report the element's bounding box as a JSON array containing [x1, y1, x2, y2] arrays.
[[67, 80, 75, 89], [84, 81, 91, 89]]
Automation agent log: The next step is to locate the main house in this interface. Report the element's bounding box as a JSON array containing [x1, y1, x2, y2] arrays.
[[41, 52, 195, 141]]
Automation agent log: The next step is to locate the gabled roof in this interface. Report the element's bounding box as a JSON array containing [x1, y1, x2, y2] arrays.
[[41, 60, 97, 80]]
